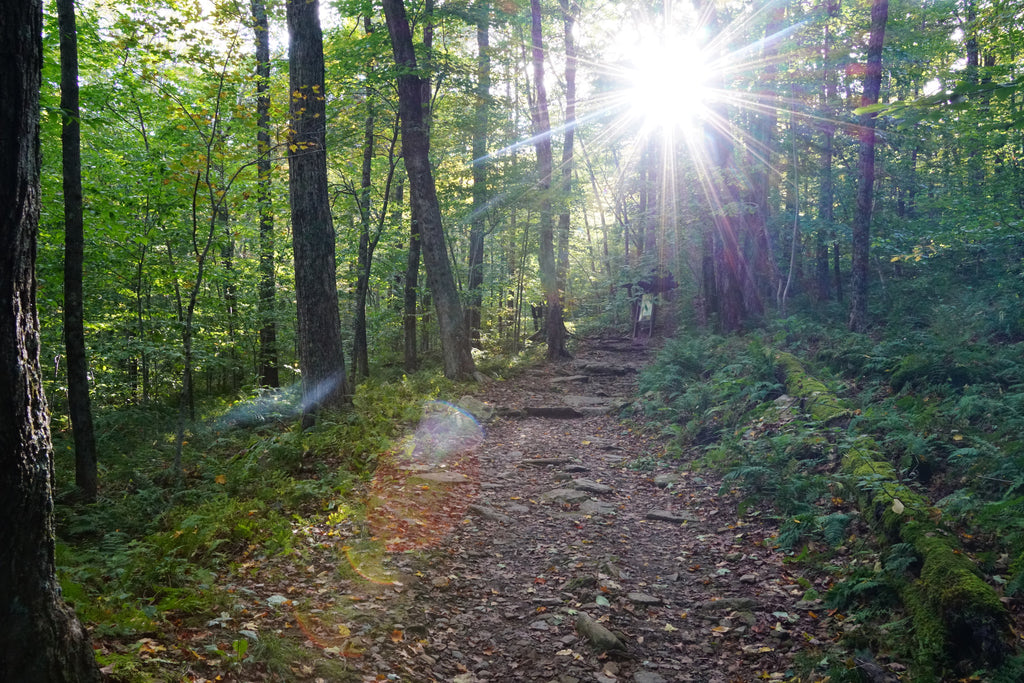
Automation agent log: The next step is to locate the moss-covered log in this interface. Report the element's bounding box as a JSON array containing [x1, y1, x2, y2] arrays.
[[842, 439, 1010, 671], [775, 353, 1010, 673], [773, 351, 850, 421]]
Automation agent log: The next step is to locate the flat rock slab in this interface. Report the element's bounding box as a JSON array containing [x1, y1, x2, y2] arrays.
[[519, 457, 570, 467], [409, 472, 474, 485], [695, 597, 760, 612], [580, 500, 617, 515], [645, 509, 700, 523], [540, 488, 591, 504], [549, 375, 590, 384], [571, 478, 613, 494], [457, 395, 494, 421], [653, 473, 681, 488], [525, 406, 584, 419], [573, 362, 637, 376], [628, 592, 663, 606], [466, 504, 512, 524]]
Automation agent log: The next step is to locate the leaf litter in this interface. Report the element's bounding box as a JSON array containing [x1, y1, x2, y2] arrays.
[[93, 335, 883, 682]]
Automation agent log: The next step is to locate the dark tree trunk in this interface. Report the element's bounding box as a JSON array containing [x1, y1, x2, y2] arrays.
[[745, 2, 786, 311], [217, 196, 240, 391], [816, 0, 839, 301], [554, 0, 577, 357], [252, 0, 279, 388], [467, 2, 490, 347], [353, 83, 374, 381], [404, 198, 420, 373], [0, 0, 99, 677], [288, 0, 350, 415], [58, 0, 97, 502], [848, 0, 888, 332], [530, 0, 568, 360], [383, 0, 475, 380]]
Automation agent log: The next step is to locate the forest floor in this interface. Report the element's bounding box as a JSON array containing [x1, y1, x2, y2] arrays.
[[115, 334, 879, 682]]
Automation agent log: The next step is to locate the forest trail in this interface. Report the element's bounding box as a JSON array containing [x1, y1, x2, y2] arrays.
[[302, 334, 842, 683]]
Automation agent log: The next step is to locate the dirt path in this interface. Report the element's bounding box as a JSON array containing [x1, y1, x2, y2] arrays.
[[330, 335, 835, 683]]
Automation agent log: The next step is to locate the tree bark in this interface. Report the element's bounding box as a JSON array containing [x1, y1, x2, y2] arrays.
[[353, 75, 374, 381], [288, 0, 350, 415], [815, 0, 839, 301], [383, 0, 476, 380], [848, 0, 888, 332], [467, 1, 490, 347], [252, 0, 279, 388], [0, 0, 100, 677], [58, 0, 97, 502], [530, 0, 568, 359], [554, 0, 577, 358]]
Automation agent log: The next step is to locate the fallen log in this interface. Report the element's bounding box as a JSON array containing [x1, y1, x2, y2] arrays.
[[775, 353, 1010, 673]]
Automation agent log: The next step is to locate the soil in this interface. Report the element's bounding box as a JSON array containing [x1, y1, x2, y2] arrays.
[[138, 334, 882, 682], [292, 334, 856, 683]]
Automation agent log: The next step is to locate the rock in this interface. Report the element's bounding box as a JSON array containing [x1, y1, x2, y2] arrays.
[[409, 471, 473, 485], [525, 406, 584, 419], [739, 574, 757, 584], [563, 464, 589, 473], [520, 457, 570, 466], [634, 672, 667, 683], [575, 362, 635, 376], [571, 478, 613, 494], [580, 500, 616, 515], [458, 395, 494, 421], [575, 612, 626, 654], [653, 473, 680, 488], [540, 488, 591, 504], [645, 509, 699, 523], [505, 504, 531, 514], [466, 504, 512, 524], [627, 592, 662, 606], [549, 375, 590, 384], [695, 597, 760, 612], [530, 620, 550, 631]]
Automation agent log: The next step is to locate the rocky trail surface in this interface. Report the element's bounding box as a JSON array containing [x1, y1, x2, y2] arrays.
[[160, 335, 865, 683], [314, 335, 848, 683]]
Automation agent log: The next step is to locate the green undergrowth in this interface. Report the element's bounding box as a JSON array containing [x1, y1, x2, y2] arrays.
[[51, 369, 466, 680], [639, 303, 1024, 679]]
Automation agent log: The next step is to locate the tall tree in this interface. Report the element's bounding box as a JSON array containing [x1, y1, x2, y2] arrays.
[[288, 0, 350, 413], [467, 0, 490, 347], [252, 0, 279, 388], [815, 0, 840, 301], [554, 0, 578, 356], [383, 0, 476, 380], [58, 0, 97, 502], [848, 0, 889, 332], [0, 0, 99, 677], [352, 16, 377, 381], [530, 0, 569, 359]]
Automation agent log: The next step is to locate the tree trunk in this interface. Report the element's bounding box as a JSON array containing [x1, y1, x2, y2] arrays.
[[58, 0, 97, 502], [353, 82, 374, 381], [288, 0, 350, 415], [848, 0, 888, 332], [530, 0, 568, 360], [383, 0, 475, 380], [0, 0, 100, 677], [467, 2, 490, 347], [553, 0, 577, 358], [252, 0, 279, 388]]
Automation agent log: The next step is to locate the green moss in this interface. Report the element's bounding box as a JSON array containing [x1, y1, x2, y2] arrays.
[[902, 582, 947, 679], [774, 352, 851, 421]]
